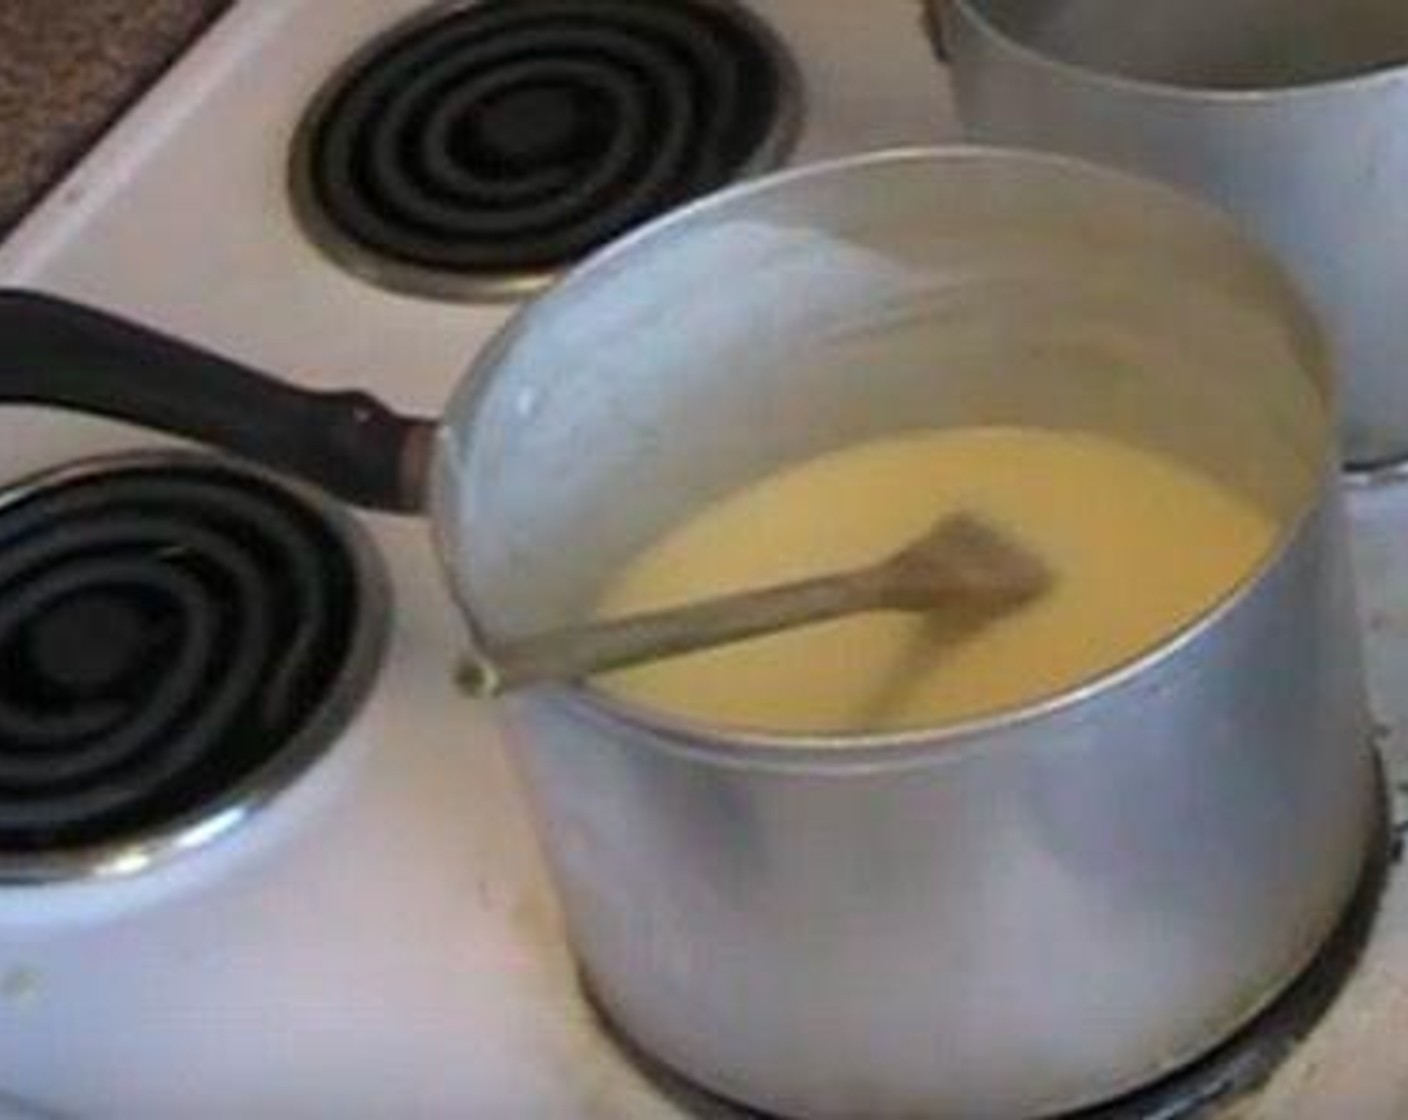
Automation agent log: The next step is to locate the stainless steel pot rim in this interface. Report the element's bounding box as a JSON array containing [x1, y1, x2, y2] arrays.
[[0, 449, 392, 886], [942, 0, 1408, 102], [435, 147, 1336, 772]]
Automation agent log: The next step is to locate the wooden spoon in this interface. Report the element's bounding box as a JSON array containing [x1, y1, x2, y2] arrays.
[[460, 512, 1052, 697]]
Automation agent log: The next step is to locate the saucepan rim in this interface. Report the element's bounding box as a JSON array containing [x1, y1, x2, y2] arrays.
[[433, 147, 1338, 773], [941, 0, 1408, 101]]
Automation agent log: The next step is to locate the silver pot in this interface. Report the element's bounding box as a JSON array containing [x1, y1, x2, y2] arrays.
[[440, 151, 1379, 1117], [933, 0, 1408, 472], [0, 150, 1381, 1117]]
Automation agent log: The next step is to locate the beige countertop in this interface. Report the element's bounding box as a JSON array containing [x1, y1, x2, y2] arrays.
[[0, 0, 229, 236]]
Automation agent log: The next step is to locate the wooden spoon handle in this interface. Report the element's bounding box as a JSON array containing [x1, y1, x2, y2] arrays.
[[459, 514, 1050, 697], [464, 569, 886, 696]]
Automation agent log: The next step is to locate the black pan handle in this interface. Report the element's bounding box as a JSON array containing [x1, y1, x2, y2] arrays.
[[0, 289, 435, 514]]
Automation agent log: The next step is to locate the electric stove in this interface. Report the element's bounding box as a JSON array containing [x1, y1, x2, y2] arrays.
[[1, 2, 1406, 1117]]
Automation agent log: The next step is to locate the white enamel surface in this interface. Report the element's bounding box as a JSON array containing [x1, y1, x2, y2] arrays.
[[0, 1, 1403, 1116]]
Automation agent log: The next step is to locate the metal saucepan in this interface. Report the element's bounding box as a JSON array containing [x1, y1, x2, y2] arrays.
[[931, 0, 1408, 473], [0, 150, 1381, 1117]]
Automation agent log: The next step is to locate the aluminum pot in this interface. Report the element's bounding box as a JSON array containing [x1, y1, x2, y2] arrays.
[[932, 0, 1408, 473], [0, 150, 1380, 1118]]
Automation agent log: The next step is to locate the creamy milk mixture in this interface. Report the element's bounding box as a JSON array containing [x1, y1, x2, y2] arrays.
[[595, 427, 1276, 734]]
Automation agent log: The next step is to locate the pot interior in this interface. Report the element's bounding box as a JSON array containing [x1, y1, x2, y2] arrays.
[[960, 0, 1408, 90], [435, 151, 1331, 659]]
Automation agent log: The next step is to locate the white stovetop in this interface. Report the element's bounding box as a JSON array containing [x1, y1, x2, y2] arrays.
[[0, 2, 1405, 1117]]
